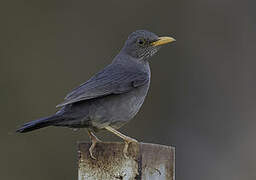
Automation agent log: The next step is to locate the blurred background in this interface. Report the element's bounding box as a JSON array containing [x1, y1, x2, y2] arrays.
[[1, 0, 255, 179]]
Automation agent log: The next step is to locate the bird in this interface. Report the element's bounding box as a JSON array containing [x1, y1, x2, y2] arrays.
[[16, 30, 175, 159]]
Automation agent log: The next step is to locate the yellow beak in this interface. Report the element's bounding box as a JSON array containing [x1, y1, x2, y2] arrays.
[[151, 36, 176, 47]]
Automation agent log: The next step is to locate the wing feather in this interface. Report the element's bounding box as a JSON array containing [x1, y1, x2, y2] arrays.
[[56, 63, 149, 107]]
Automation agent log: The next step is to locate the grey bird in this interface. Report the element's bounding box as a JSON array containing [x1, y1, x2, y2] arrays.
[[16, 30, 175, 159]]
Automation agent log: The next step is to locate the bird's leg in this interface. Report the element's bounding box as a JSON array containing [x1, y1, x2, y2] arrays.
[[87, 130, 102, 159], [105, 126, 138, 158]]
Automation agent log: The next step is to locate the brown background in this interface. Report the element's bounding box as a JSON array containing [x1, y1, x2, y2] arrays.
[[1, 0, 256, 179]]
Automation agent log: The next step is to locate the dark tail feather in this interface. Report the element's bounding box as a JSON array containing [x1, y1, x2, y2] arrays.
[[16, 115, 61, 133]]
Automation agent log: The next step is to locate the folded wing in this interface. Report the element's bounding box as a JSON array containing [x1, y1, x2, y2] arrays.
[[56, 63, 149, 107]]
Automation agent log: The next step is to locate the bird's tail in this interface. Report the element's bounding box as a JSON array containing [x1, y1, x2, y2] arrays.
[[16, 115, 61, 133]]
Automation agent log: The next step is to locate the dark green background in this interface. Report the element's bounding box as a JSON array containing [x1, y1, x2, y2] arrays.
[[1, 0, 255, 179]]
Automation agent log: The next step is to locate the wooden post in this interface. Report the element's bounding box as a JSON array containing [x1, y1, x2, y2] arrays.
[[78, 142, 175, 180]]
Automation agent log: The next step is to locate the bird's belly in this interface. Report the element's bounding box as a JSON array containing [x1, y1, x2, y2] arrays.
[[89, 84, 149, 129]]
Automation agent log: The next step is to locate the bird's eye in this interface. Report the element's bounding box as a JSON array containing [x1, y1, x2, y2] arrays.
[[137, 38, 146, 46]]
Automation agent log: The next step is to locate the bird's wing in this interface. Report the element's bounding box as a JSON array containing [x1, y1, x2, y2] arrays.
[[56, 63, 149, 107]]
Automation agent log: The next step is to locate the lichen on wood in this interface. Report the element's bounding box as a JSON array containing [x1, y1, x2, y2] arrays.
[[78, 142, 175, 180]]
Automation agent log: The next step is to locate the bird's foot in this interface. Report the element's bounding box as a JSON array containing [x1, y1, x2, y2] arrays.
[[89, 140, 97, 160], [88, 130, 102, 159], [104, 126, 139, 158], [123, 137, 138, 159]]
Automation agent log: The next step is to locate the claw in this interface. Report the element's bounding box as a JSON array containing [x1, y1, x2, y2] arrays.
[[89, 141, 97, 160], [88, 130, 101, 159], [123, 137, 138, 158], [123, 141, 129, 159]]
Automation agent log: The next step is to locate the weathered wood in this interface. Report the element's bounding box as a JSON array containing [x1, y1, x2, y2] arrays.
[[78, 142, 175, 180]]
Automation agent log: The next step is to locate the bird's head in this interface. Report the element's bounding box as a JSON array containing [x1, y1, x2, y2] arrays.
[[122, 30, 175, 60]]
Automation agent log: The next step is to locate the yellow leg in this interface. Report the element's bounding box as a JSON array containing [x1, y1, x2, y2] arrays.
[[87, 130, 102, 159], [105, 126, 138, 158]]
